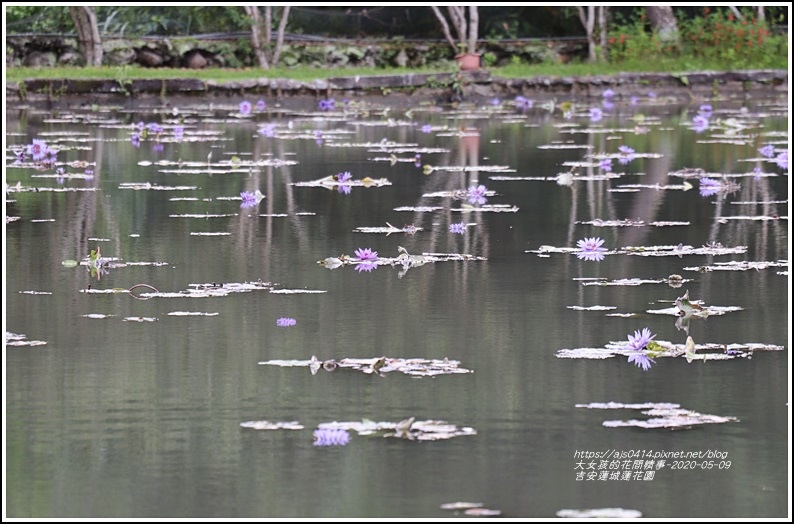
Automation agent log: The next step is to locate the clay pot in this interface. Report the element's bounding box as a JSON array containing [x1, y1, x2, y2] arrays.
[[454, 52, 481, 71]]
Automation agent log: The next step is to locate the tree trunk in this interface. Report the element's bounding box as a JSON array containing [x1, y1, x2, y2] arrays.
[[272, 6, 291, 67], [577, 6, 596, 62], [598, 6, 609, 62], [431, 6, 477, 54], [245, 6, 269, 68], [467, 6, 478, 54], [70, 6, 103, 66], [431, 6, 458, 52], [646, 6, 680, 45]]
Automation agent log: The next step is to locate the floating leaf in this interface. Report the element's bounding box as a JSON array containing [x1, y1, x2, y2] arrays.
[[240, 421, 304, 430], [18, 290, 52, 295], [557, 508, 642, 518], [576, 402, 738, 429], [317, 418, 476, 441], [683, 260, 787, 272], [557, 340, 783, 361], [463, 508, 501, 517], [354, 223, 424, 236], [122, 317, 159, 322], [5, 332, 47, 347], [269, 289, 327, 294], [440, 502, 483, 510], [167, 311, 219, 316], [567, 305, 616, 311], [260, 355, 473, 377]]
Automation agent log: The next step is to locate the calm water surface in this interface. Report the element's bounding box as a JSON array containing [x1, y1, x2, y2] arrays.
[[4, 90, 790, 518]]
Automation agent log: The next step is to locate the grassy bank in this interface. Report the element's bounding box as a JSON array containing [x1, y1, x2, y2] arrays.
[[5, 54, 787, 85]]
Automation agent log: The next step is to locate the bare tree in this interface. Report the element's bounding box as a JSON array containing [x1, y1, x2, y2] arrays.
[[70, 6, 103, 66], [646, 6, 680, 46], [245, 6, 291, 69], [431, 6, 479, 55], [577, 6, 608, 62]]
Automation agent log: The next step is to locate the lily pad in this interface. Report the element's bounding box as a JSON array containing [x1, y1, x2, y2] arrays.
[[440, 502, 483, 510], [317, 417, 476, 441], [556, 339, 783, 361], [354, 223, 424, 235], [557, 508, 642, 518], [259, 355, 473, 377], [239, 420, 304, 431], [683, 260, 787, 272], [5, 332, 47, 347], [576, 402, 738, 429]]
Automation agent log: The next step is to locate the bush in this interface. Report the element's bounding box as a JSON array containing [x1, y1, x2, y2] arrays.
[[607, 8, 788, 69], [679, 7, 787, 68]]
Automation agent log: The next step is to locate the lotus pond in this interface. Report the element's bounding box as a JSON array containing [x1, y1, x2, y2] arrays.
[[4, 89, 789, 518]]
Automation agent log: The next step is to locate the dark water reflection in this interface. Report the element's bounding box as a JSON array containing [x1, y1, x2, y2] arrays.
[[4, 91, 789, 518]]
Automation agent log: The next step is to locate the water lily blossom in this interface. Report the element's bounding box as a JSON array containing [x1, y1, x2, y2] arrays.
[[313, 428, 350, 446], [239, 100, 252, 115], [240, 191, 258, 208], [775, 150, 788, 171], [276, 317, 297, 327], [354, 248, 378, 261], [624, 327, 657, 371], [575, 236, 607, 262], [758, 144, 775, 158], [618, 145, 636, 165], [698, 177, 721, 197], [467, 184, 488, 205], [691, 115, 709, 133], [515, 96, 533, 110], [624, 327, 656, 351], [449, 222, 467, 234]]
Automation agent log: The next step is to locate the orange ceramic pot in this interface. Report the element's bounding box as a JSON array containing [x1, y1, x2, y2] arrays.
[[454, 53, 481, 71]]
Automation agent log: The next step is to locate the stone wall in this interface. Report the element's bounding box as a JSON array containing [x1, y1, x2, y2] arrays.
[[6, 33, 587, 70]]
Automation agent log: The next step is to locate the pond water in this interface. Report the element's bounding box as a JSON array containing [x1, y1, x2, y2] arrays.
[[4, 90, 789, 518]]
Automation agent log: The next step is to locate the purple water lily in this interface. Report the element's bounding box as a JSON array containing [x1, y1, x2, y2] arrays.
[[467, 184, 488, 205], [624, 327, 657, 371], [758, 144, 775, 158], [239, 100, 252, 116], [575, 236, 607, 262], [692, 115, 709, 133], [313, 428, 350, 446], [775, 150, 788, 171], [699, 177, 721, 197], [258, 124, 276, 137], [618, 145, 636, 165], [449, 222, 467, 234], [240, 191, 258, 208], [276, 317, 296, 327], [256, 99, 266, 111], [26, 139, 49, 162], [318, 98, 335, 111], [515, 96, 533, 110], [354, 247, 378, 261], [589, 107, 603, 122], [624, 327, 656, 351]]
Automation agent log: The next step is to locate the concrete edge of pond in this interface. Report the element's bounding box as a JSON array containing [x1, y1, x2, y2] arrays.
[[5, 69, 788, 106]]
